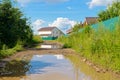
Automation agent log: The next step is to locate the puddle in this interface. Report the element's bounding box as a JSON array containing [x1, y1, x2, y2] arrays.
[[0, 60, 30, 76], [25, 54, 91, 80], [40, 44, 62, 49], [0, 54, 119, 80], [27, 55, 72, 74]]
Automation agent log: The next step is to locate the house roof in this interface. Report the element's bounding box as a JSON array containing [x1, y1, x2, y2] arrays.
[[66, 28, 72, 34], [38, 27, 56, 31], [85, 17, 98, 25], [38, 27, 65, 35]]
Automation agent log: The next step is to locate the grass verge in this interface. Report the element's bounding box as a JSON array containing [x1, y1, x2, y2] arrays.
[[58, 23, 120, 72], [0, 35, 43, 59]]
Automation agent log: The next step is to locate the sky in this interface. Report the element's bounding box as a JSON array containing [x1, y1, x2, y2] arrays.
[[16, 0, 119, 34]]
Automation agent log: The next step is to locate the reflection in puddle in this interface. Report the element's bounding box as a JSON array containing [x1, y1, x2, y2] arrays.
[[54, 55, 64, 60], [0, 54, 119, 80], [40, 44, 61, 49], [27, 55, 71, 74], [26, 54, 91, 80], [0, 60, 30, 76]]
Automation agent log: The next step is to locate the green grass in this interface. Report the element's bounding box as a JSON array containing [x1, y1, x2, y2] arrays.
[[32, 35, 43, 43], [23, 35, 43, 48], [0, 41, 23, 59], [0, 35, 43, 59], [58, 24, 120, 72]]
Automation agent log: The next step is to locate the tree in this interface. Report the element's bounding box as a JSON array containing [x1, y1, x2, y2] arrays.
[[98, 2, 120, 21], [0, 0, 33, 48], [72, 23, 83, 32]]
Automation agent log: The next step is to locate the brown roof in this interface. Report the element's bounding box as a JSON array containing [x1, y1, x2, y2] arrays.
[[85, 17, 98, 25], [38, 27, 56, 31]]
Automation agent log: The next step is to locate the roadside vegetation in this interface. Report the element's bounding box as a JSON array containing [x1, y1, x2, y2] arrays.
[[28, 35, 43, 48], [0, 0, 42, 59], [32, 35, 43, 44], [58, 2, 120, 72], [98, 1, 120, 21]]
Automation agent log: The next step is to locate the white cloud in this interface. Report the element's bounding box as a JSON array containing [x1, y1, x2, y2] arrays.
[[49, 17, 77, 33], [87, 0, 120, 8], [31, 18, 77, 34], [33, 19, 45, 26], [32, 19, 45, 34]]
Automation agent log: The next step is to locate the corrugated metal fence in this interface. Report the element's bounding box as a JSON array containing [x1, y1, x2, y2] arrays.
[[65, 16, 120, 36], [91, 16, 120, 30]]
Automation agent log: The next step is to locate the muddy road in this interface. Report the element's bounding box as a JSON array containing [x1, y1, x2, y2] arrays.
[[0, 42, 119, 80]]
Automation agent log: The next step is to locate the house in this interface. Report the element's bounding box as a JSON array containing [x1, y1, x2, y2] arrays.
[[38, 27, 64, 40], [66, 17, 98, 34], [66, 28, 72, 34], [83, 17, 98, 26]]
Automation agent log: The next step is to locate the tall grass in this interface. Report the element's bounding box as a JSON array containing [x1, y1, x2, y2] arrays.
[[0, 35, 43, 59], [0, 41, 23, 59], [58, 23, 120, 72], [32, 35, 43, 44], [23, 35, 43, 48]]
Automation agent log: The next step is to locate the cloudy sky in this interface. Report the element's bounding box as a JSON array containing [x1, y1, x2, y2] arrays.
[[16, 0, 118, 34]]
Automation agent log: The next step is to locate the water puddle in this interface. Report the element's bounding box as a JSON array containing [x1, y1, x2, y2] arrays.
[[40, 44, 62, 49], [0, 54, 119, 80]]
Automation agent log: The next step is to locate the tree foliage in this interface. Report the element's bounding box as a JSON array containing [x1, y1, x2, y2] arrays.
[[98, 2, 120, 21], [72, 24, 83, 32], [0, 0, 33, 48]]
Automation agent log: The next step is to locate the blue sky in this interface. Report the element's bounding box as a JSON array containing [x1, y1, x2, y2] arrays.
[[16, 0, 117, 34]]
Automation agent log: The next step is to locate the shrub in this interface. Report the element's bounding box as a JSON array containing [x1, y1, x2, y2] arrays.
[[63, 43, 71, 48]]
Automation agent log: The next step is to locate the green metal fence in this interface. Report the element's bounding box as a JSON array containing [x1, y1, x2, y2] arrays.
[[64, 16, 120, 36], [42, 37, 58, 40], [91, 16, 120, 30]]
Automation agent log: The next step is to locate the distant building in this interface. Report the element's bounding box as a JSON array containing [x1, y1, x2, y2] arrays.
[[66, 17, 98, 34], [83, 17, 98, 26], [66, 28, 72, 34], [38, 27, 64, 40]]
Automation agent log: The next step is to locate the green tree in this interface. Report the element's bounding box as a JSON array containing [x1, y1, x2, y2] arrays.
[[0, 0, 33, 48], [98, 2, 120, 21], [72, 23, 83, 32]]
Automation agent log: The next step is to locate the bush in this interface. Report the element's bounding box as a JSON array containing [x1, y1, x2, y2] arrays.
[[32, 35, 43, 43], [0, 45, 15, 58], [0, 41, 23, 59], [63, 43, 71, 48]]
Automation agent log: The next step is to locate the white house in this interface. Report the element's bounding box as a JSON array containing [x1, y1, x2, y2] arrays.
[[38, 27, 64, 40]]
